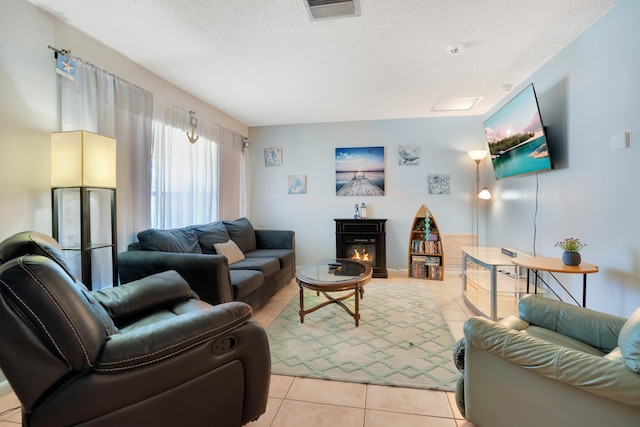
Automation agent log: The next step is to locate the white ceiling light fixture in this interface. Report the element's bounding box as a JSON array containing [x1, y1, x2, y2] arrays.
[[432, 97, 483, 112], [305, 0, 360, 21]]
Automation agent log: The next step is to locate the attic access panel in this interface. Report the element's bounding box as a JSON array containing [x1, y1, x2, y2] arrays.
[[305, 0, 360, 21]]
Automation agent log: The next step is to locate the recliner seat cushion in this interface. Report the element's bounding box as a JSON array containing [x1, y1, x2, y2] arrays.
[[137, 228, 203, 254]]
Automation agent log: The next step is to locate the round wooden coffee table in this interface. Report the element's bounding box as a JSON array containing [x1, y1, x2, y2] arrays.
[[296, 258, 373, 327]]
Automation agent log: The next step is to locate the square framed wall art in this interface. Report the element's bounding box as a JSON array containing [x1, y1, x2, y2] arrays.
[[399, 145, 420, 165], [428, 174, 450, 194], [288, 175, 307, 194], [335, 146, 385, 196], [264, 147, 283, 167]]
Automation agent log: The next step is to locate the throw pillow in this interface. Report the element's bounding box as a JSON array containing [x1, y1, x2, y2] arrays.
[[137, 228, 203, 254], [618, 306, 640, 373], [223, 217, 257, 253], [193, 221, 230, 254], [213, 239, 246, 264]]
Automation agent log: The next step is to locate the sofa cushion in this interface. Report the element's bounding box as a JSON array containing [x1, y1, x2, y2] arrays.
[[137, 228, 203, 254], [224, 217, 257, 253], [229, 269, 264, 300], [214, 240, 246, 265], [193, 221, 230, 254], [245, 249, 295, 269], [619, 307, 640, 373], [229, 257, 280, 277]]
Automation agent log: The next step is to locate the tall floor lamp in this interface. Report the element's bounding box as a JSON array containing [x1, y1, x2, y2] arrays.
[[51, 130, 118, 290], [468, 150, 491, 244]]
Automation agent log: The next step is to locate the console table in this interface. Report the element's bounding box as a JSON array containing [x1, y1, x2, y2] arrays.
[[461, 247, 523, 320], [512, 256, 598, 307]]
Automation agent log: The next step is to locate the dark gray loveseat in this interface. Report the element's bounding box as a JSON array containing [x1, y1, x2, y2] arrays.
[[118, 217, 295, 310]]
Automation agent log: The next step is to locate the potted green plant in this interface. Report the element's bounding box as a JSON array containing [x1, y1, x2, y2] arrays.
[[555, 237, 586, 266]]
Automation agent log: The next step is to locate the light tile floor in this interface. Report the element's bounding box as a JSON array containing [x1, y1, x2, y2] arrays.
[[249, 269, 477, 427], [0, 270, 477, 426]]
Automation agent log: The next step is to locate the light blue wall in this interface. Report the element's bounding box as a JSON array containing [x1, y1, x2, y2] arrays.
[[250, 0, 640, 317], [483, 0, 640, 317], [249, 117, 487, 272]]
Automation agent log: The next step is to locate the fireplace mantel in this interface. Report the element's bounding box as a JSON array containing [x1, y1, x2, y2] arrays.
[[335, 218, 387, 278]]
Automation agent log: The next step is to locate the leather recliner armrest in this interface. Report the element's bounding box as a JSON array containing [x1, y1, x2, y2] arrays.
[[95, 301, 253, 372], [92, 270, 193, 324], [464, 316, 640, 407]]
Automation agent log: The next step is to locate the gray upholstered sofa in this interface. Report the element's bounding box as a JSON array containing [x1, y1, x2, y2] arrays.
[[455, 295, 640, 427], [118, 217, 295, 310]]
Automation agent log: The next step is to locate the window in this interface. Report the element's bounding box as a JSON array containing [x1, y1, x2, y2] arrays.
[[150, 103, 219, 229]]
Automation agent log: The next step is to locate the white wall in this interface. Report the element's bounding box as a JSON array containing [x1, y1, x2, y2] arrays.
[[0, 0, 248, 246], [0, 0, 249, 391], [482, 0, 640, 317], [248, 117, 488, 271]]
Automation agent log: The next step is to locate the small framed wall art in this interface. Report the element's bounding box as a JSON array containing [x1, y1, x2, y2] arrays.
[[288, 175, 307, 194], [428, 174, 450, 194], [264, 147, 283, 167], [399, 145, 420, 165]]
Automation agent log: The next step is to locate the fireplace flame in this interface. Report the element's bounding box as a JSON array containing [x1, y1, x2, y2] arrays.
[[351, 249, 373, 262]]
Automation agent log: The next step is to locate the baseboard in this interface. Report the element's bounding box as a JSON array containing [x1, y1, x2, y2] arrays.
[[0, 380, 12, 396]]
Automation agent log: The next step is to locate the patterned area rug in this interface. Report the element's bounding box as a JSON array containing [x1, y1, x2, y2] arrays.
[[266, 282, 459, 391]]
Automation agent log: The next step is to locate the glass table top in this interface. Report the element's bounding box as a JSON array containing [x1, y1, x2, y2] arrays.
[[297, 258, 370, 284]]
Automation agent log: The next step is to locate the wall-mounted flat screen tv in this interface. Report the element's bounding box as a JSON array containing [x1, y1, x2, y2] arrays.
[[483, 84, 552, 180]]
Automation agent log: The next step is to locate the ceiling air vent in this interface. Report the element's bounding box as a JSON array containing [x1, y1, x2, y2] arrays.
[[305, 0, 360, 21]]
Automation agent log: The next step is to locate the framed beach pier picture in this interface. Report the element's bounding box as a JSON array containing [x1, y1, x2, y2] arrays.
[[335, 146, 385, 196]]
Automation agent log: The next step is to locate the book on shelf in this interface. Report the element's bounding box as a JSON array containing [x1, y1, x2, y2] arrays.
[[410, 262, 443, 279], [429, 265, 443, 280], [411, 255, 440, 264], [410, 239, 442, 254]]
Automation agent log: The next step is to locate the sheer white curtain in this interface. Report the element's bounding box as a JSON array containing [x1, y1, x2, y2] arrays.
[[150, 101, 219, 228], [59, 58, 154, 250], [218, 127, 246, 220], [60, 59, 245, 238]]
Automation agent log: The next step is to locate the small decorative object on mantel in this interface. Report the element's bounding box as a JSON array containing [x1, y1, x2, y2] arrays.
[[360, 202, 367, 218], [555, 237, 586, 266]]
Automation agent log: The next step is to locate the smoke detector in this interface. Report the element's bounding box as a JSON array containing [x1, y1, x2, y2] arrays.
[[304, 0, 360, 21], [447, 43, 463, 55]]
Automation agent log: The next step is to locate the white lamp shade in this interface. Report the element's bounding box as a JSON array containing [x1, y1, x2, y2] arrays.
[[51, 131, 116, 188], [468, 150, 488, 161], [478, 187, 492, 200]]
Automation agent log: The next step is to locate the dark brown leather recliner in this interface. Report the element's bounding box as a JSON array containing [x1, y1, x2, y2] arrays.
[[0, 231, 270, 427]]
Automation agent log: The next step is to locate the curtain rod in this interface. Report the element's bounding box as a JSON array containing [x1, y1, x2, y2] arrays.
[[48, 45, 246, 139], [48, 45, 70, 58]]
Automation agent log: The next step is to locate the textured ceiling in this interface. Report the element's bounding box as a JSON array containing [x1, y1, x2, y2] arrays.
[[28, 0, 618, 126]]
